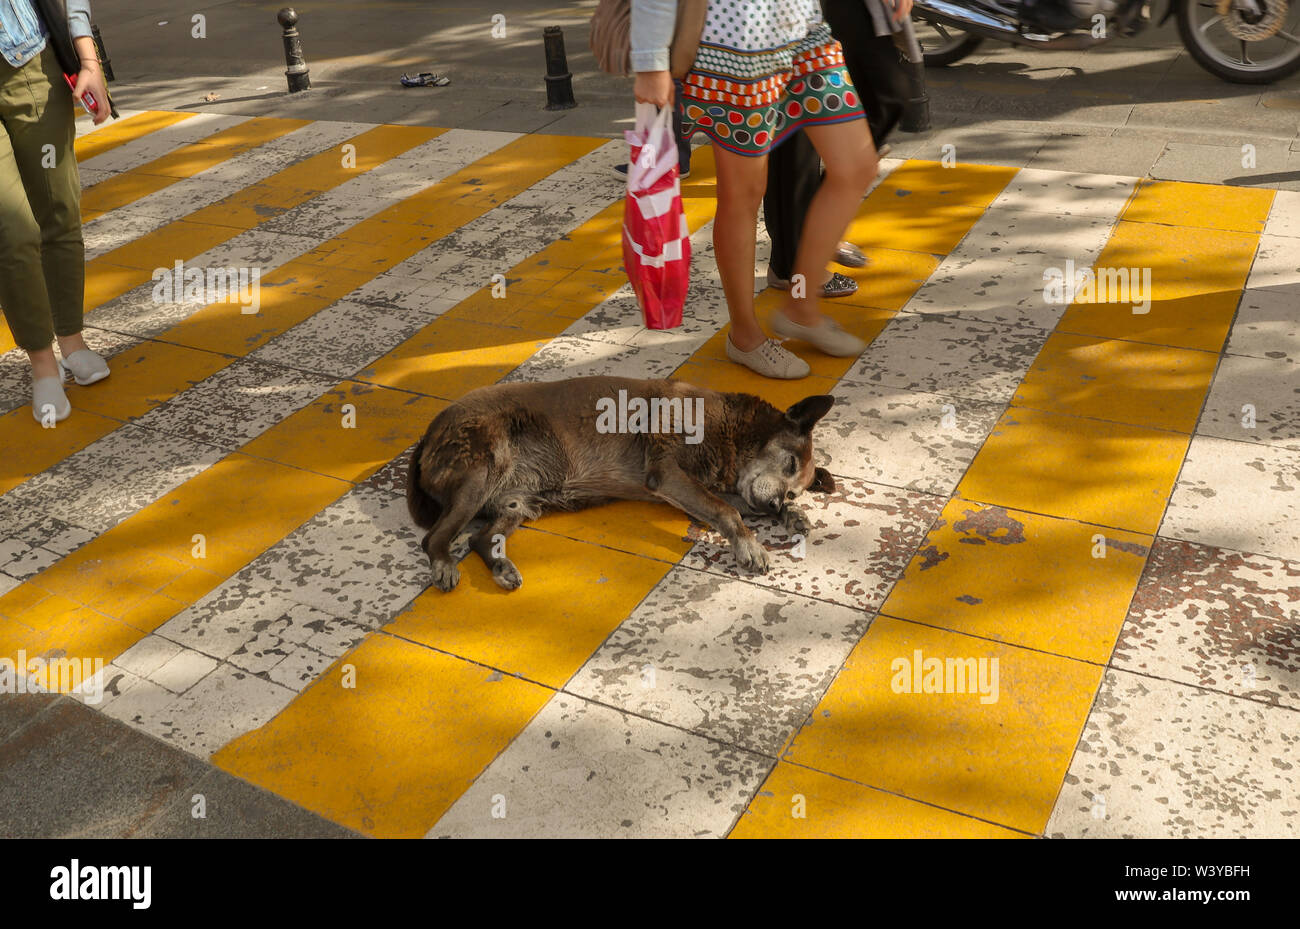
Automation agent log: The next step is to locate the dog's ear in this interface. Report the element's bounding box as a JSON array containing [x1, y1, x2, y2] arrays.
[[809, 466, 835, 494], [785, 395, 835, 433]]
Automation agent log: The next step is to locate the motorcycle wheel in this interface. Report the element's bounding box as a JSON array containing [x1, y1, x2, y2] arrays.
[[1176, 0, 1300, 83], [912, 16, 986, 66]]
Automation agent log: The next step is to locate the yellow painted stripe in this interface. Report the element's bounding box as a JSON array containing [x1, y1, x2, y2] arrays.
[[73, 110, 195, 163], [213, 635, 555, 837], [79, 117, 310, 214], [848, 160, 1018, 255], [781, 616, 1102, 835], [1013, 332, 1219, 433], [730, 761, 1027, 838], [1122, 178, 1275, 233], [241, 382, 447, 484], [1055, 220, 1261, 353], [881, 498, 1152, 663]]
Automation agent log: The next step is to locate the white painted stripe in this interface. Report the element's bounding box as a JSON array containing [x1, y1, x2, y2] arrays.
[[1245, 234, 1300, 294], [81, 120, 371, 258], [1263, 189, 1300, 239], [78, 112, 251, 174]]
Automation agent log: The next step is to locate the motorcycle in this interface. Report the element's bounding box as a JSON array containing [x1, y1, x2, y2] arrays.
[[911, 0, 1300, 83]]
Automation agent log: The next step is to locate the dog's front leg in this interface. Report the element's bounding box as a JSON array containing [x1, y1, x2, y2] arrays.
[[721, 492, 812, 539], [780, 504, 813, 538], [647, 464, 769, 574]]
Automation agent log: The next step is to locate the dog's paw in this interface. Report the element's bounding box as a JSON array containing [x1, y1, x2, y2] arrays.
[[492, 559, 523, 591], [430, 559, 460, 592], [732, 533, 770, 574], [782, 505, 812, 538]]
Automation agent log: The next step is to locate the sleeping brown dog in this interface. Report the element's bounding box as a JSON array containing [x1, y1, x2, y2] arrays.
[[407, 375, 836, 591]]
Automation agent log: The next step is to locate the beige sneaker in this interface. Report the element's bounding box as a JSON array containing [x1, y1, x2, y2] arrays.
[[726, 336, 811, 379], [771, 312, 866, 358]]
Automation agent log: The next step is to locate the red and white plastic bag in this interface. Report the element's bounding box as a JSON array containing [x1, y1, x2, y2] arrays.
[[622, 103, 689, 330]]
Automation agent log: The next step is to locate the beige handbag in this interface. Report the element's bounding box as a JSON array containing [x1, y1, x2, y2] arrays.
[[590, 0, 708, 80]]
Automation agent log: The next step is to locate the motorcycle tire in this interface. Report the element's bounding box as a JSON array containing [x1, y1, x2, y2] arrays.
[[1176, 1, 1300, 84], [913, 19, 985, 66]]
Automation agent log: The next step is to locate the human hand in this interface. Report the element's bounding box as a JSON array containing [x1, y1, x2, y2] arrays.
[[633, 70, 673, 107], [72, 61, 110, 124]]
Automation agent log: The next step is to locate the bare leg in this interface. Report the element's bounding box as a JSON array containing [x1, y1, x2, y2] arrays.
[[57, 332, 88, 356], [711, 142, 771, 352], [782, 119, 878, 326], [470, 510, 526, 591], [26, 347, 58, 380], [27, 333, 90, 381]]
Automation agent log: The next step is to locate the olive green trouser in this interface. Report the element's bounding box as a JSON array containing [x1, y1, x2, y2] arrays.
[[0, 45, 84, 353]]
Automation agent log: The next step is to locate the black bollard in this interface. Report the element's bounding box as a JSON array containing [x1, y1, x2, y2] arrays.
[[895, 18, 931, 133], [542, 26, 577, 110], [278, 7, 311, 93], [91, 25, 114, 82]]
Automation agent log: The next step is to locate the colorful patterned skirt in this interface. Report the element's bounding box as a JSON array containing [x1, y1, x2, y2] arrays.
[[679, 6, 866, 158]]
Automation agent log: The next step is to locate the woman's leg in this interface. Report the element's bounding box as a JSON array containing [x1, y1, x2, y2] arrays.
[[711, 142, 771, 352], [0, 58, 61, 381], [762, 129, 820, 284], [782, 117, 878, 326], [31, 49, 88, 355]]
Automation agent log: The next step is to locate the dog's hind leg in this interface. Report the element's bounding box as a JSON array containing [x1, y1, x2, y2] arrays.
[[421, 476, 492, 592], [469, 509, 526, 591]]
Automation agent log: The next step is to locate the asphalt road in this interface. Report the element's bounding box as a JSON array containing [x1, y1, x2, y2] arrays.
[[90, 0, 1300, 187]]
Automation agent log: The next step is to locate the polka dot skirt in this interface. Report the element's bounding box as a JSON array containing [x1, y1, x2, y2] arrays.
[[679, 2, 866, 157]]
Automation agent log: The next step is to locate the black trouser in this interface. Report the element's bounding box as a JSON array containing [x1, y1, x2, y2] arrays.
[[763, 0, 910, 280]]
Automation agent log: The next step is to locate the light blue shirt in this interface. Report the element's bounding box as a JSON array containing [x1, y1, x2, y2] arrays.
[[0, 0, 94, 68], [631, 0, 677, 73]]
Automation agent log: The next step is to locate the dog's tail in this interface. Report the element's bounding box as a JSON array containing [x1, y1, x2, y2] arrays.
[[406, 433, 442, 530]]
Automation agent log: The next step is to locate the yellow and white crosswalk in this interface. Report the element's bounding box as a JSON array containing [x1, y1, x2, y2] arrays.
[[1, 109, 1297, 838]]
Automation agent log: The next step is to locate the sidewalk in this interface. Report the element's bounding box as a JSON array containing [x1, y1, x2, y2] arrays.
[[0, 107, 1296, 838]]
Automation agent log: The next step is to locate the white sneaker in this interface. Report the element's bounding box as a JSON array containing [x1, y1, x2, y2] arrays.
[[59, 349, 110, 386], [725, 336, 810, 379], [770, 312, 867, 358], [32, 376, 71, 424]]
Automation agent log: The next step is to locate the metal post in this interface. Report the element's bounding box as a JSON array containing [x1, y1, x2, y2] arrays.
[[896, 17, 931, 133], [543, 26, 577, 110], [91, 25, 114, 82], [278, 7, 311, 94]]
